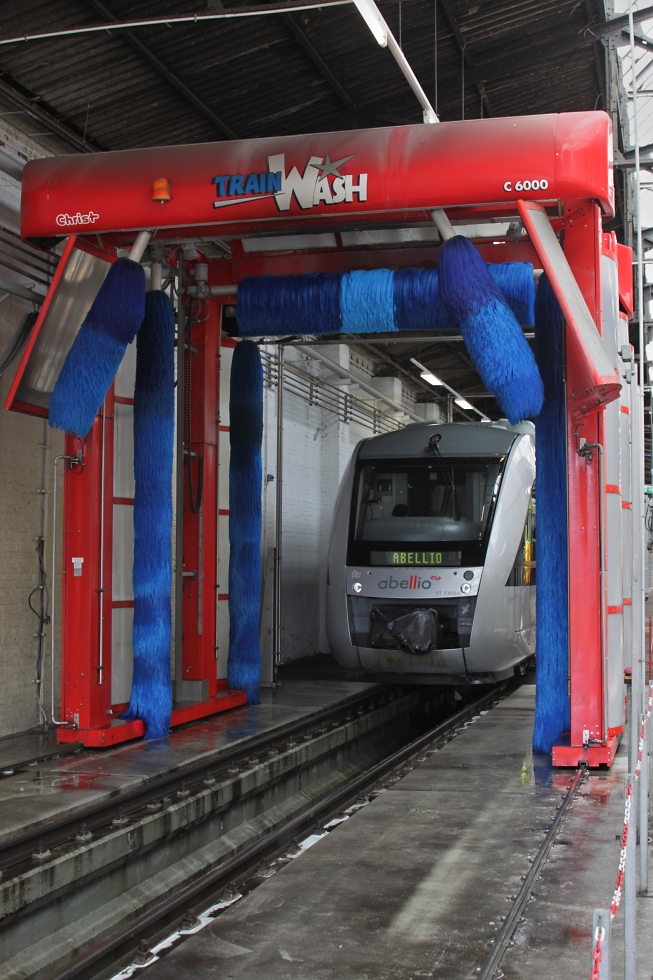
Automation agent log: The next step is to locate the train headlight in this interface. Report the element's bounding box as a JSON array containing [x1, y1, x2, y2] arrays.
[[353, 582, 363, 593], [463, 570, 474, 581], [460, 582, 472, 594], [352, 570, 362, 580]]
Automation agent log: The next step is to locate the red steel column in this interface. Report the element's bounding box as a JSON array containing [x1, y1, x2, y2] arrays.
[[563, 201, 609, 755], [60, 395, 114, 732], [180, 300, 220, 694]]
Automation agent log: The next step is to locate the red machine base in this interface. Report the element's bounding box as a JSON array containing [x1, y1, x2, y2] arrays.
[[552, 732, 621, 768], [56, 690, 248, 748]]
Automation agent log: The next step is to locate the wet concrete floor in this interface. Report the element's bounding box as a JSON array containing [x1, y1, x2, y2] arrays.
[[0, 680, 375, 844], [139, 683, 653, 980]]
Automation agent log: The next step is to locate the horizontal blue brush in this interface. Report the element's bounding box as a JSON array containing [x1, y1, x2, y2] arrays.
[[48, 257, 146, 437], [122, 290, 174, 740], [237, 263, 534, 338], [228, 340, 264, 704], [438, 236, 543, 424], [341, 269, 396, 333], [237, 274, 341, 336]]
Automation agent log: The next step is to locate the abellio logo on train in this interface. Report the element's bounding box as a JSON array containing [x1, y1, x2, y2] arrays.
[[379, 575, 441, 591], [211, 153, 368, 212]]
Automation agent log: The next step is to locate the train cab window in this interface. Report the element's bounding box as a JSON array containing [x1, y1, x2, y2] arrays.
[[349, 457, 505, 567]]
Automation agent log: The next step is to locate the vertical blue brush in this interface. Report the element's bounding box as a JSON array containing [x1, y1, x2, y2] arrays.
[[48, 257, 146, 437], [532, 274, 570, 754], [438, 236, 543, 423], [227, 340, 264, 704], [122, 290, 175, 739]]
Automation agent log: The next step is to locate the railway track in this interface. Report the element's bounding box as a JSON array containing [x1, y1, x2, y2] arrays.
[[45, 683, 513, 980], [0, 685, 405, 873]]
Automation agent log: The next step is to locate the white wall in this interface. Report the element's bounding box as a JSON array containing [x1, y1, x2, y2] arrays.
[[257, 343, 429, 665], [0, 122, 63, 738]]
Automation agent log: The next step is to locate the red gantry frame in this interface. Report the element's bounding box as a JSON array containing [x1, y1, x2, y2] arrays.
[[8, 111, 634, 761]]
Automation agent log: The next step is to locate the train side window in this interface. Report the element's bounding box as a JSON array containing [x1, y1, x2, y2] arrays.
[[506, 492, 536, 586]]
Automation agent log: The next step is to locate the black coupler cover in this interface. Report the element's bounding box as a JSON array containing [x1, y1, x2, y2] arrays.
[[369, 607, 441, 655]]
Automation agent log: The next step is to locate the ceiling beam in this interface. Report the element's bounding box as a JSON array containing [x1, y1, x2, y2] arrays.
[[585, 0, 606, 108], [83, 0, 239, 141], [466, 6, 653, 87], [437, 0, 495, 117], [282, 13, 358, 112], [0, 72, 103, 152]]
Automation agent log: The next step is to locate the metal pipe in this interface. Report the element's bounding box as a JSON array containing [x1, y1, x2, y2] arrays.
[[0, 1, 352, 48], [639, 710, 649, 893], [591, 909, 611, 980], [51, 454, 77, 726], [273, 346, 285, 672], [98, 404, 106, 685], [628, 4, 645, 437], [629, 2, 647, 727], [385, 29, 437, 123], [174, 258, 186, 701], [36, 418, 50, 727], [295, 343, 423, 422], [632, 384, 644, 760], [625, 773, 636, 980], [130, 230, 152, 264], [150, 261, 163, 291], [597, 441, 609, 746]]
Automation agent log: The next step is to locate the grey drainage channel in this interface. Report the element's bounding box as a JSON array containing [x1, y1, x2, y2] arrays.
[[476, 763, 587, 980]]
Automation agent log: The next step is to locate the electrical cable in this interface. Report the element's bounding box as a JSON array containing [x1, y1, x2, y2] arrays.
[[28, 536, 50, 727], [185, 301, 204, 514]]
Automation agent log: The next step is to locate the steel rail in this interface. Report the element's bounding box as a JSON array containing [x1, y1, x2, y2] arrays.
[[477, 763, 587, 980], [0, 685, 399, 865], [48, 683, 509, 980]]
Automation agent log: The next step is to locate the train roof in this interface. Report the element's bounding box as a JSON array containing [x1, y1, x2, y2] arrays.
[[357, 422, 523, 460]]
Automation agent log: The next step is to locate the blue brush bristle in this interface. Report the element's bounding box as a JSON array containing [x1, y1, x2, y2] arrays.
[[227, 340, 264, 704], [393, 268, 451, 332], [48, 257, 146, 437], [122, 290, 174, 739], [341, 269, 396, 333], [488, 262, 535, 327], [532, 274, 570, 754], [236, 263, 537, 340], [237, 274, 342, 336], [438, 236, 544, 423]]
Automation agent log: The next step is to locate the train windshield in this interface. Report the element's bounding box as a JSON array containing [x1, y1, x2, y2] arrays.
[[348, 457, 505, 567]]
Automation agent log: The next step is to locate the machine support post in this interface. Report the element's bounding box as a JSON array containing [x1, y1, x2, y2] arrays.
[[273, 345, 284, 673], [174, 257, 186, 701], [639, 711, 649, 893], [625, 773, 636, 980], [591, 909, 611, 980]]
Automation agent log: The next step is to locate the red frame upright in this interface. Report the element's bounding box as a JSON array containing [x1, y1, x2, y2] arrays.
[[56, 299, 246, 749], [553, 204, 616, 766]]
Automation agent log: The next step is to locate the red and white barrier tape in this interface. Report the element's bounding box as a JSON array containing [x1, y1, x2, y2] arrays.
[[589, 681, 653, 977]]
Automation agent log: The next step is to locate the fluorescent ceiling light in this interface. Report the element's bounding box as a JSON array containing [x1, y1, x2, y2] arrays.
[[410, 357, 444, 386], [455, 397, 473, 410], [420, 371, 444, 386], [353, 0, 388, 47]]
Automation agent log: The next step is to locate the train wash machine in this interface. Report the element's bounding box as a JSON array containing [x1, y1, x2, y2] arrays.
[[8, 110, 638, 764]]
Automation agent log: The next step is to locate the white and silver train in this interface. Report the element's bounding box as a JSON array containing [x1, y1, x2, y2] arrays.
[[326, 421, 536, 684]]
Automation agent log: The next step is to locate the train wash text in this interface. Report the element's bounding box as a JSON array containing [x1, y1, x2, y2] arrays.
[[212, 153, 368, 212]]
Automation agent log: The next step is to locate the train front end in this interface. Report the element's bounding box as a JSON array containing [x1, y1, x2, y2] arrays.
[[326, 421, 536, 684]]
